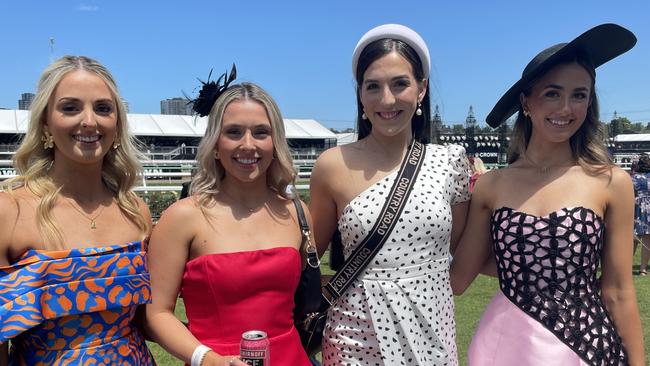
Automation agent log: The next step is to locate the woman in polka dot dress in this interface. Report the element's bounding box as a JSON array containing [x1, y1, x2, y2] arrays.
[[310, 24, 470, 366]]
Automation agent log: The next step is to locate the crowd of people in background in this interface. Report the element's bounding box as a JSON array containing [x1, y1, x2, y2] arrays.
[[631, 154, 650, 276], [0, 22, 646, 366]]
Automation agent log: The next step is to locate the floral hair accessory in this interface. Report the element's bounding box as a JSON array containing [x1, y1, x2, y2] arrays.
[[190, 64, 237, 117]]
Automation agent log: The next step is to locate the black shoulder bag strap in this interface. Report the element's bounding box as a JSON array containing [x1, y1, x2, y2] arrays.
[[322, 140, 426, 305], [292, 197, 320, 269]]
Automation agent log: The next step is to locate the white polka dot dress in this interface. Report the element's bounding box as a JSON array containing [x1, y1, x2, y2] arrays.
[[322, 144, 470, 366]]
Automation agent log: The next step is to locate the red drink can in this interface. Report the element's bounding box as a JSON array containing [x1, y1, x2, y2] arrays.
[[240, 330, 270, 366]]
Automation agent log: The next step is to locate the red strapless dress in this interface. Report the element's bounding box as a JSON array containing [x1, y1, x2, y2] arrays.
[[180, 246, 311, 366]]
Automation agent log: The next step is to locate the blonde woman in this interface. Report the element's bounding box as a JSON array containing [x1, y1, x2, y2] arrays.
[[0, 56, 153, 364], [146, 74, 312, 366]]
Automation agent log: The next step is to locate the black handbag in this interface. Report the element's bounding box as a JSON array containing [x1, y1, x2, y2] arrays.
[[291, 197, 326, 356], [293, 140, 427, 356]]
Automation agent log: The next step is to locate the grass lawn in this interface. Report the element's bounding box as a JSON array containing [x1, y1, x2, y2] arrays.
[[148, 251, 650, 365]]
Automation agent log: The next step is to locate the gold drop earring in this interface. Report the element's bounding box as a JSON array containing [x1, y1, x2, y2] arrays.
[[42, 130, 54, 149]]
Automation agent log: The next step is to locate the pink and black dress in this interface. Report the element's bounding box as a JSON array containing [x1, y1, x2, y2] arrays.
[[468, 207, 627, 365]]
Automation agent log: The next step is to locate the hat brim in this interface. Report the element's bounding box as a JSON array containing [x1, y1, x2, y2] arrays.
[[486, 23, 637, 128]]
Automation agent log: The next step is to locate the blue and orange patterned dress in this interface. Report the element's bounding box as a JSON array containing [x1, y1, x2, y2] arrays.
[[0, 241, 155, 365]]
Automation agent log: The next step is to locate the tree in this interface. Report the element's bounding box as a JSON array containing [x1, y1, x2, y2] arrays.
[[611, 116, 634, 134], [612, 117, 636, 133]]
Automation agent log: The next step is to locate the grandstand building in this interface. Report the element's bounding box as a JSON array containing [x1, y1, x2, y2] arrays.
[[609, 133, 650, 168], [0, 109, 336, 190]]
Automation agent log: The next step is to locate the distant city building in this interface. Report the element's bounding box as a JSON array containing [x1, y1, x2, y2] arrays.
[[160, 97, 193, 115], [121, 98, 130, 113], [18, 93, 35, 110], [431, 104, 443, 143]]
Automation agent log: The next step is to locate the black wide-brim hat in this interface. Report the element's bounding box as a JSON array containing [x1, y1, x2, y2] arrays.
[[486, 23, 637, 128]]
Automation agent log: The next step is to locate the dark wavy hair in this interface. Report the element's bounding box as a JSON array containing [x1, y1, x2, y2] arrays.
[[507, 50, 612, 172], [354, 38, 432, 143]]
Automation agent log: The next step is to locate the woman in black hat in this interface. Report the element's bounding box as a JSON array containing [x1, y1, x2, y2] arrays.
[[450, 24, 644, 365]]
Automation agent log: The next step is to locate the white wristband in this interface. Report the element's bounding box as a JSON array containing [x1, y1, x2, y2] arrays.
[[191, 344, 212, 366]]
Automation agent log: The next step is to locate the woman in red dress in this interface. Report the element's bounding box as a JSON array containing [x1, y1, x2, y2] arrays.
[[145, 70, 312, 366]]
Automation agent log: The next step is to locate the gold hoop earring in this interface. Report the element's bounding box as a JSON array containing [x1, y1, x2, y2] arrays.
[[42, 130, 54, 149], [113, 140, 120, 150]]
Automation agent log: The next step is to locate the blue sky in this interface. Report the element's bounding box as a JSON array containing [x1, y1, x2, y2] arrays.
[[1, 0, 648, 129]]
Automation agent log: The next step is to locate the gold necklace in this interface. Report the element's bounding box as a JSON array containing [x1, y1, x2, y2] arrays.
[[523, 154, 551, 174], [523, 153, 575, 174], [220, 190, 266, 213], [66, 199, 107, 229]]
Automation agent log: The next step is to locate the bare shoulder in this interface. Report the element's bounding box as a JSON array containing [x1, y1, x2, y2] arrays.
[[472, 167, 518, 208], [473, 167, 509, 190], [608, 165, 632, 184], [311, 147, 349, 190], [470, 169, 499, 201], [602, 165, 633, 195], [317, 141, 369, 173], [0, 191, 24, 263], [312, 146, 345, 174], [0, 187, 34, 218], [133, 194, 152, 219], [0, 191, 19, 212], [158, 196, 202, 222], [0, 191, 19, 228]]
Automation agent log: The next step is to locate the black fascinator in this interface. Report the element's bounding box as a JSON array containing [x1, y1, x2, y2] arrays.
[[190, 64, 237, 117]]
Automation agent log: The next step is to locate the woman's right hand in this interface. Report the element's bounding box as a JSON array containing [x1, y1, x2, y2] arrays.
[[203, 352, 248, 366]]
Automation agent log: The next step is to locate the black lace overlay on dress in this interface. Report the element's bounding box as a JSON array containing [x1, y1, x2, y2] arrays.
[[491, 207, 628, 366]]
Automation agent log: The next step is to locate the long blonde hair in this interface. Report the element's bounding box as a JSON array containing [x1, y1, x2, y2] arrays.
[[190, 82, 296, 209], [2, 55, 148, 248], [507, 54, 612, 173]]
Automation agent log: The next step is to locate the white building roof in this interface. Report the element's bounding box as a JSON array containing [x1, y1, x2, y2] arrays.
[[614, 134, 650, 142], [284, 119, 335, 139], [0, 110, 29, 134], [336, 132, 358, 145], [0, 110, 335, 140]]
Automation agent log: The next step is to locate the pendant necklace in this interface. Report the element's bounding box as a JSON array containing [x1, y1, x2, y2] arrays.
[[221, 190, 265, 213], [67, 199, 107, 229]]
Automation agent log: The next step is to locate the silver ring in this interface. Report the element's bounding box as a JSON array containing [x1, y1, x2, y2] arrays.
[[229, 357, 235, 366]]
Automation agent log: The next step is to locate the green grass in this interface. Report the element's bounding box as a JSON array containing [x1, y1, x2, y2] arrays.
[[147, 252, 650, 365], [454, 275, 499, 365]]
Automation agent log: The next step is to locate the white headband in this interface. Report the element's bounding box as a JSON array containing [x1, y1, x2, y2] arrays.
[[352, 24, 431, 79]]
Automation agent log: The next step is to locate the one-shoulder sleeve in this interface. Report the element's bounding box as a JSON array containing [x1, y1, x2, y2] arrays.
[[0, 242, 150, 342], [447, 144, 470, 205]]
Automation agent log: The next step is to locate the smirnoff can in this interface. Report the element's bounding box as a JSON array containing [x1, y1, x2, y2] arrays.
[[240, 330, 270, 366]]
